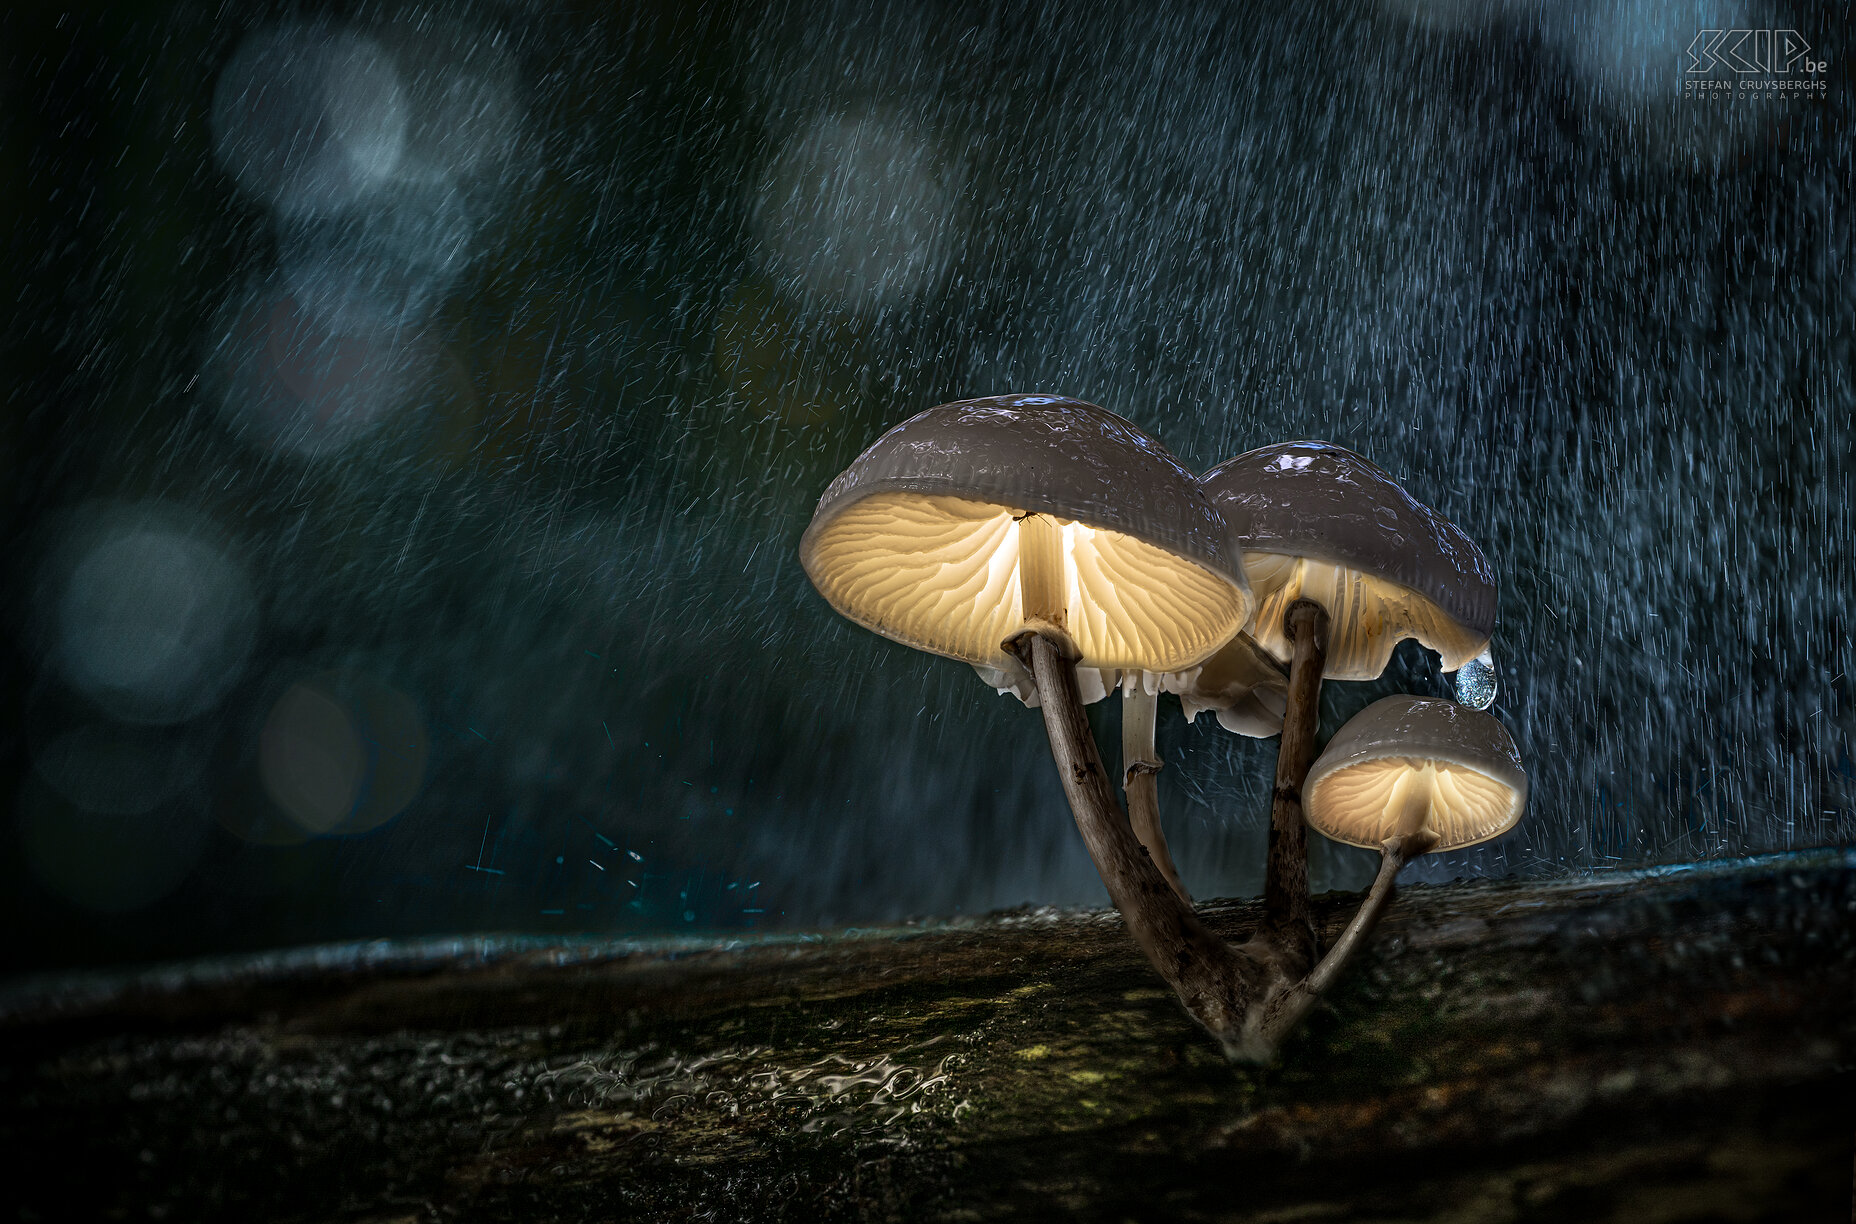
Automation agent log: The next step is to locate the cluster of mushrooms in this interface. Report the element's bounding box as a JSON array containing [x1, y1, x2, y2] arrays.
[[800, 395, 1527, 1063]]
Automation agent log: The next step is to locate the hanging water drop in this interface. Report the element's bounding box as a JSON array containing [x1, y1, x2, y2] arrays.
[[1452, 649, 1498, 711]]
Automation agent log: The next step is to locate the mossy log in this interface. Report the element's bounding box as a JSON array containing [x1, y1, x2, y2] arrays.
[[3, 849, 1853, 1222]]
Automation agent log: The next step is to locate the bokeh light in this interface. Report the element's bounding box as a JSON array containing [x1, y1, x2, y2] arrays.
[[258, 669, 429, 838], [211, 22, 409, 218], [752, 104, 964, 312], [275, 178, 477, 330], [208, 274, 434, 458], [1547, 0, 1786, 170], [1561, 0, 1755, 101], [41, 505, 256, 726], [374, 15, 523, 188], [203, 12, 520, 460]]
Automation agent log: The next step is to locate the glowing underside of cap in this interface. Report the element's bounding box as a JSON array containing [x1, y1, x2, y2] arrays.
[[1245, 553, 1489, 680], [1306, 756, 1522, 851], [805, 492, 1248, 672]]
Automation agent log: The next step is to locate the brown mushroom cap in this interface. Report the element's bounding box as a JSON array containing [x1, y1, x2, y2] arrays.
[[1201, 442, 1496, 681], [801, 395, 1253, 673], [1304, 695, 1526, 852]]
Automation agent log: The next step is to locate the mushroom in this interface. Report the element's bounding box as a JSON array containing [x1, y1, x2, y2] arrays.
[[1117, 670, 1182, 901], [804, 393, 1308, 1055], [1207, 443, 1495, 681], [801, 394, 1252, 681], [803, 410, 1517, 1063], [1201, 442, 1496, 965], [1257, 695, 1526, 1046]]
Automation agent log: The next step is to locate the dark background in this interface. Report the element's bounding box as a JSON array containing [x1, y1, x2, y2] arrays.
[[2, 0, 1850, 975]]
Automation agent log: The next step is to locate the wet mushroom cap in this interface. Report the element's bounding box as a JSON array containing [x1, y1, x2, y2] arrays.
[[801, 394, 1253, 673], [1304, 695, 1526, 851], [1202, 442, 1495, 681]]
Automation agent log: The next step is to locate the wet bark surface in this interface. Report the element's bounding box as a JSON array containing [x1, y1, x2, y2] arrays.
[[4, 849, 1854, 1222]]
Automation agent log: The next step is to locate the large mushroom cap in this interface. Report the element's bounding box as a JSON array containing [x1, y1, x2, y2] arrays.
[[1202, 442, 1495, 681], [1164, 633, 1287, 737], [801, 394, 1253, 673], [1304, 695, 1526, 852]]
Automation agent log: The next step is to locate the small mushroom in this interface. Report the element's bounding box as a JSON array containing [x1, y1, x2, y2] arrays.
[[1257, 695, 1526, 1046], [1201, 442, 1496, 963], [1304, 695, 1527, 855], [1116, 670, 1183, 902]]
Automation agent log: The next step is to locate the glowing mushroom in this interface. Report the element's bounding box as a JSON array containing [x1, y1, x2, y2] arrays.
[[803, 410, 1516, 1064], [1258, 695, 1527, 1045], [802, 395, 1252, 680], [804, 394, 1286, 1052], [1201, 442, 1495, 963], [1207, 443, 1494, 680], [1304, 695, 1526, 855]]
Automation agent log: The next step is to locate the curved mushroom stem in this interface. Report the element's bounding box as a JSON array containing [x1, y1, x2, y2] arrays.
[[1122, 683, 1189, 905], [1264, 599, 1330, 971], [1011, 630, 1274, 1057], [1012, 622, 1415, 1066], [1255, 830, 1438, 1050]]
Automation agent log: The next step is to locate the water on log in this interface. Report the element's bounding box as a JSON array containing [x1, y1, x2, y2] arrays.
[[3, 849, 1852, 1222]]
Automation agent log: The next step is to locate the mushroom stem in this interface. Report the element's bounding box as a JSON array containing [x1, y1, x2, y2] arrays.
[[1122, 683, 1189, 905], [1264, 599, 1329, 968], [1256, 830, 1438, 1049], [1013, 630, 1269, 1056], [1015, 512, 1068, 636], [1389, 766, 1438, 839]]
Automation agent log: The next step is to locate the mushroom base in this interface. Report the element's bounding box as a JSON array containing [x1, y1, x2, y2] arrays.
[[1014, 628, 1340, 1063], [1015, 609, 1475, 1064]]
